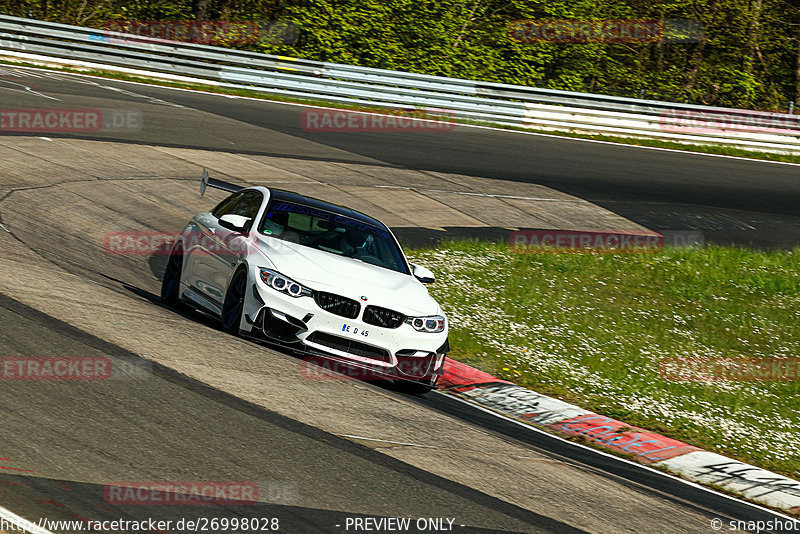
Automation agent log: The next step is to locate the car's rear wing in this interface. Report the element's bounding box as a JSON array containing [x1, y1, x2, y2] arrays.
[[200, 168, 244, 196]]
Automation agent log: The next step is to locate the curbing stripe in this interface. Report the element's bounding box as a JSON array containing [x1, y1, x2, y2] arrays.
[[458, 383, 592, 425], [656, 451, 800, 511], [437, 358, 512, 391], [546, 414, 700, 463], [438, 357, 800, 514]]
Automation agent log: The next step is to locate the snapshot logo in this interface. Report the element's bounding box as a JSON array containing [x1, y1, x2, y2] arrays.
[[660, 109, 800, 135], [103, 230, 258, 256], [660, 357, 800, 382], [509, 19, 703, 44], [100, 20, 299, 46], [104, 481, 259, 505], [301, 108, 455, 133], [722, 518, 800, 533], [1, 356, 112, 381], [509, 230, 704, 252], [0, 108, 142, 133]]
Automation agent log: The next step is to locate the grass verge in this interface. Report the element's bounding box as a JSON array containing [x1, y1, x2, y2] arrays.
[[2, 57, 800, 165], [407, 241, 800, 480]]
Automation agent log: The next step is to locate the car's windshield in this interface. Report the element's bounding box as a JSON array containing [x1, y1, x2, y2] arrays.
[[259, 200, 409, 274]]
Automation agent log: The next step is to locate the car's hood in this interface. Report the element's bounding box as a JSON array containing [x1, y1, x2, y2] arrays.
[[251, 235, 440, 317]]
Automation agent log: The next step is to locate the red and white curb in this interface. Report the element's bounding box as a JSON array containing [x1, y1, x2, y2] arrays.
[[438, 358, 800, 514]]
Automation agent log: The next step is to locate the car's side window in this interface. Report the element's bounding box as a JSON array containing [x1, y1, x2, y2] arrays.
[[232, 190, 263, 220], [211, 190, 264, 227], [211, 192, 244, 218]]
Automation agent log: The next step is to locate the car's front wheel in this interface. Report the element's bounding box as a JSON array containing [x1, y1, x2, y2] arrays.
[[221, 267, 247, 335], [161, 244, 184, 305]]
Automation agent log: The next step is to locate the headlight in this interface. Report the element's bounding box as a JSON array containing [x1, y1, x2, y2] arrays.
[[405, 315, 445, 333], [259, 268, 312, 298]]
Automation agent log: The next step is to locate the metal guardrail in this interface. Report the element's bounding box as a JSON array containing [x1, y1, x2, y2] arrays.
[[1, 14, 799, 153]]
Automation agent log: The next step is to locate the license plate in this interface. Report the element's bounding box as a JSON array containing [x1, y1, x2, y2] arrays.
[[342, 323, 369, 337]]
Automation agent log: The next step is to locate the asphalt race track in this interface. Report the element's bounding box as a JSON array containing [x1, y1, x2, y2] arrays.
[[3, 65, 800, 248], [0, 65, 797, 533]]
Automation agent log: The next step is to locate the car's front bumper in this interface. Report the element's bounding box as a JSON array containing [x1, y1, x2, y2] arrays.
[[242, 274, 448, 384]]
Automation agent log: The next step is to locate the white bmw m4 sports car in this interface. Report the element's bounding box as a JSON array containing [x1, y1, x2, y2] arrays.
[[161, 171, 449, 393]]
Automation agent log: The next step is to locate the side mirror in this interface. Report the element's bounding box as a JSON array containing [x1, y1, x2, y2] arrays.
[[219, 214, 251, 232], [411, 263, 435, 284]]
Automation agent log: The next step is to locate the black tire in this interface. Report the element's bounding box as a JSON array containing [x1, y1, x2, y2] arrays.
[[160, 244, 184, 305], [221, 268, 247, 335]]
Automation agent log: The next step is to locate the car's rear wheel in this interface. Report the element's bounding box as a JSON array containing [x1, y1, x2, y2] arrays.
[[221, 267, 247, 335], [161, 244, 183, 305]]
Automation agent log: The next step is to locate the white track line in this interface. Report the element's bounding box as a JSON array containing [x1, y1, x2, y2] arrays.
[[4, 63, 800, 168], [434, 390, 800, 522], [0, 77, 59, 100], [336, 434, 433, 448], [0, 505, 54, 534]]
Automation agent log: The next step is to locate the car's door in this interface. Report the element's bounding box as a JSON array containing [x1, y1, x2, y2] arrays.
[[205, 190, 264, 304], [184, 190, 262, 307]]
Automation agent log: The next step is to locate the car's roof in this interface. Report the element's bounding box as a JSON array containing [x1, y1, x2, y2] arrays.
[[264, 187, 389, 230]]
